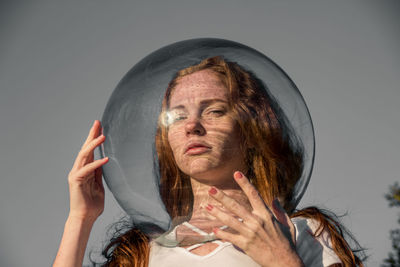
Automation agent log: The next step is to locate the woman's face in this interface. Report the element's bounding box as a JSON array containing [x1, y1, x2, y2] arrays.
[[167, 69, 246, 187]]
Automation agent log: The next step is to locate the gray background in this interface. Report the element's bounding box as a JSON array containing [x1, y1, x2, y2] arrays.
[[0, 0, 399, 266]]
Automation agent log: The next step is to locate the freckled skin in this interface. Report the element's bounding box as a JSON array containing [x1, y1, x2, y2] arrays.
[[167, 70, 250, 254], [165, 71, 304, 266], [167, 69, 247, 188]]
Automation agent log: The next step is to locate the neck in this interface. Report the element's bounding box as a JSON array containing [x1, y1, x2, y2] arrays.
[[189, 177, 252, 222], [168, 176, 252, 245]]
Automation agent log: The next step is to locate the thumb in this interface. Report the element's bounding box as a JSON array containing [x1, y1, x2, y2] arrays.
[[271, 199, 296, 245], [94, 167, 104, 189]]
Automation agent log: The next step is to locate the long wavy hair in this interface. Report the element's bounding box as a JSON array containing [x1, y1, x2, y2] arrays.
[[100, 56, 365, 267]]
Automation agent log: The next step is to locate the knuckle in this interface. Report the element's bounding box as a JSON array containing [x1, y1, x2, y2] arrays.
[[77, 148, 87, 157], [86, 142, 96, 151], [249, 221, 261, 233], [248, 230, 257, 240], [247, 216, 264, 231], [67, 173, 76, 183], [90, 138, 98, 146], [242, 240, 251, 251], [68, 169, 76, 177], [230, 201, 240, 211], [249, 187, 259, 198], [250, 221, 260, 231], [82, 146, 93, 156], [93, 135, 104, 143], [254, 215, 265, 226], [87, 139, 101, 151]]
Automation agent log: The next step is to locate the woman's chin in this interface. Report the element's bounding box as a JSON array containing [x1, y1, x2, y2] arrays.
[[188, 171, 234, 187], [184, 161, 217, 180], [180, 159, 236, 186]]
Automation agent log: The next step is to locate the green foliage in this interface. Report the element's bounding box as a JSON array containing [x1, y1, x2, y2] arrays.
[[386, 182, 400, 208], [382, 182, 400, 267]]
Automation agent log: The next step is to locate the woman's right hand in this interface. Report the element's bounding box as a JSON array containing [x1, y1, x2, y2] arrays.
[[67, 120, 108, 222]]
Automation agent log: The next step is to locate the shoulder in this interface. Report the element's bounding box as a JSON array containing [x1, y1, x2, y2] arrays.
[[291, 217, 342, 267]]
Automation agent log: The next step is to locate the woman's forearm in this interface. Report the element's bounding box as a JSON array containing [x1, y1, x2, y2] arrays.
[[53, 216, 96, 267]]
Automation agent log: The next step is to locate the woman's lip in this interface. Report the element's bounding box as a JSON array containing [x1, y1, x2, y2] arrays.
[[185, 146, 211, 155]]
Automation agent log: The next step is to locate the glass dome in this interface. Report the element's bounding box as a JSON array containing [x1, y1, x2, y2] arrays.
[[100, 38, 315, 246]]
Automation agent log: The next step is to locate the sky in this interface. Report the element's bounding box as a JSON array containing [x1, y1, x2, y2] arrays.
[[0, 0, 399, 266]]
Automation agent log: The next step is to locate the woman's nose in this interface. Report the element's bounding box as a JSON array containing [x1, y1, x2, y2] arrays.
[[184, 118, 206, 136]]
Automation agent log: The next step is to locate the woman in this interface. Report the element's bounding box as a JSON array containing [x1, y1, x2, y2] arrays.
[[53, 56, 364, 266]]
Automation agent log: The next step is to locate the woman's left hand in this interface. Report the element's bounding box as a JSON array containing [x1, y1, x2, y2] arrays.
[[206, 171, 304, 267]]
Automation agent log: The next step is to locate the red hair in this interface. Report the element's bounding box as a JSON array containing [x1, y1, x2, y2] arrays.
[[100, 56, 364, 267]]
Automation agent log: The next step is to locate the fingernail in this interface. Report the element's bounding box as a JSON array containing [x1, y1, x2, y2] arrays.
[[234, 171, 243, 179], [206, 204, 213, 211], [209, 187, 218, 195]]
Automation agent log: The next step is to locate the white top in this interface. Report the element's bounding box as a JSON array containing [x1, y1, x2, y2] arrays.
[[149, 217, 342, 267]]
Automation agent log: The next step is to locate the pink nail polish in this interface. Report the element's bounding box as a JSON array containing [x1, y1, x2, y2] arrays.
[[209, 187, 217, 195], [206, 204, 213, 211], [235, 171, 243, 179]]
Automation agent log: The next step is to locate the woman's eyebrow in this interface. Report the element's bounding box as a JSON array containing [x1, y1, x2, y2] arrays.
[[170, 99, 227, 110], [199, 99, 228, 106], [169, 104, 186, 111]]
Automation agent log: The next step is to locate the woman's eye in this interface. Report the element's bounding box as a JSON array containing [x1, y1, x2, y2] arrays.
[[165, 111, 187, 125], [174, 116, 186, 121], [171, 113, 187, 123], [208, 109, 225, 116]]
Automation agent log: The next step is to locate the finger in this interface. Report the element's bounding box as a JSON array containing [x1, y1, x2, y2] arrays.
[[73, 135, 105, 171], [74, 157, 109, 179], [94, 166, 104, 187], [208, 187, 259, 225], [80, 134, 105, 157], [271, 199, 296, 244], [271, 199, 288, 226], [212, 228, 246, 250], [73, 134, 106, 170], [206, 204, 252, 236], [82, 120, 102, 148], [233, 171, 273, 219]]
